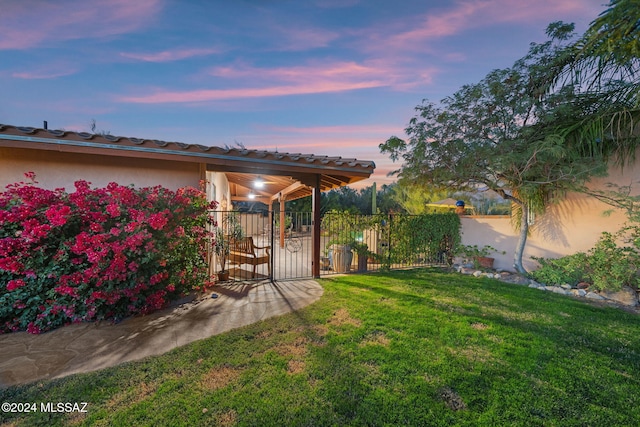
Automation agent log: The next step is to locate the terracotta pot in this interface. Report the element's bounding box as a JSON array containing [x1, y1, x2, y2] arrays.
[[217, 271, 230, 281], [475, 256, 494, 269]]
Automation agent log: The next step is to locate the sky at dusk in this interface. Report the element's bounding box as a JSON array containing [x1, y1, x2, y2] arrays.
[[1, 0, 606, 188]]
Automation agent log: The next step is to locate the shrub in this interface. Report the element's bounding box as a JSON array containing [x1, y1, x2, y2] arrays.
[[530, 230, 639, 291], [587, 231, 639, 291], [530, 252, 589, 286], [0, 173, 216, 334]]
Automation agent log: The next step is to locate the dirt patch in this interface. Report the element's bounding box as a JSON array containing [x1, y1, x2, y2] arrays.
[[439, 386, 466, 411], [311, 325, 329, 337], [327, 308, 362, 327], [359, 331, 391, 347], [274, 336, 309, 358], [447, 345, 494, 364], [217, 409, 238, 427], [256, 329, 273, 340], [200, 365, 242, 390], [287, 359, 306, 375], [65, 410, 89, 426], [470, 322, 489, 330]]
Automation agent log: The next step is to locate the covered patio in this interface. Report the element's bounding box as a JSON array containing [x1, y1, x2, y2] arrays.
[[0, 124, 376, 279]]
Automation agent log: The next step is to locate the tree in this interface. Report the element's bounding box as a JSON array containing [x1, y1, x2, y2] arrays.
[[376, 183, 404, 214], [380, 23, 617, 274], [390, 178, 451, 215]]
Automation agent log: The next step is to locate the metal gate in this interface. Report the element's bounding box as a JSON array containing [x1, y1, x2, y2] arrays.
[[271, 211, 313, 280], [210, 211, 313, 282]]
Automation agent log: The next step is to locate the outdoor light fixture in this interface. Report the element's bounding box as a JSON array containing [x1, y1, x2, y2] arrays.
[[254, 176, 265, 188]]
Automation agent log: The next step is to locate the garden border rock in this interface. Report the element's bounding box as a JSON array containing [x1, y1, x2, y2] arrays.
[[453, 264, 640, 314]]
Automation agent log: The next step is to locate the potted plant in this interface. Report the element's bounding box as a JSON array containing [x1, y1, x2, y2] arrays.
[[457, 244, 505, 269], [322, 210, 357, 273], [325, 237, 354, 273], [213, 213, 244, 281], [321, 210, 379, 273], [351, 242, 370, 272]]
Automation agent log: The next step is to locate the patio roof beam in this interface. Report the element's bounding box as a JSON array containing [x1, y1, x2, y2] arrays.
[[269, 181, 308, 202]]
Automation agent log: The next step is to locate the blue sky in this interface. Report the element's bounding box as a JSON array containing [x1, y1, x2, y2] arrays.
[[1, 0, 605, 188]]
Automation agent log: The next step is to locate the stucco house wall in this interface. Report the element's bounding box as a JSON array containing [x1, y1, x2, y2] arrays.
[[0, 147, 204, 192], [461, 155, 640, 272]]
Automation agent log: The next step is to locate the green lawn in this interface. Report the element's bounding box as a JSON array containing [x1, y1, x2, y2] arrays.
[[2, 269, 640, 426]]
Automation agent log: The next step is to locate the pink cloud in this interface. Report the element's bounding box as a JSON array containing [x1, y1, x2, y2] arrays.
[[0, 0, 161, 50], [120, 48, 219, 62], [118, 80, 385, 103], [210, 61, 381, 82], [12, 68, 77, 79], [209, 60, 438, 91], [363, 0, 602, 52], [118, 58, 437, 104]]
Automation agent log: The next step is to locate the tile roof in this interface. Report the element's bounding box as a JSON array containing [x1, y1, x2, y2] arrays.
[[0, 123, 375, 201], [0, 124, 375, 173]]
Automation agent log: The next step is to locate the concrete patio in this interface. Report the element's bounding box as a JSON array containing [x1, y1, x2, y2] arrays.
[[0, 279, 323, 389]]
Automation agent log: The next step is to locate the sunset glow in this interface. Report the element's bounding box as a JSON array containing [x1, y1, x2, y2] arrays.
[[0, 0, 604, 188]]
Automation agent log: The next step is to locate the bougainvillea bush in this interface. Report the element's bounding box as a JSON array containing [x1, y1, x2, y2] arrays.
[[0, 173, 216, 334]]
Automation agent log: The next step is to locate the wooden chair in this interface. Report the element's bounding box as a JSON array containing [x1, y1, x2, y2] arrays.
[[228, 237, 271, 278]]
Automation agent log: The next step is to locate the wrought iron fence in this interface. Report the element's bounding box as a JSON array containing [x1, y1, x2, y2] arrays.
[[319, 211, 459, 276], [208, 210, 459, 282]]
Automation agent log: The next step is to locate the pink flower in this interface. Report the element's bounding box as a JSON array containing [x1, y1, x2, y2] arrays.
[[54, 285, 78, 298], [148, 212, 168, 230], [6, 279, 26, 291], [0, 257, 23, 273], [150, 272, 167, 285], [106, 203, 120, 218], [45, 205, 71, 227], [26, 322, 41, 334]]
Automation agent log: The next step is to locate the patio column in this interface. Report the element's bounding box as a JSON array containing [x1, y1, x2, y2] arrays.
[[279, 193, 286, 248], [312, 174, 321, 278]]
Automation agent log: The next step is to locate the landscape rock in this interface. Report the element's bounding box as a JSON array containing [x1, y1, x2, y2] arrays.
[[585, 292, 605, 300], [573, 289, 587, 297], [452, 265, 639, 315], [600, 286, 639, 307]]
